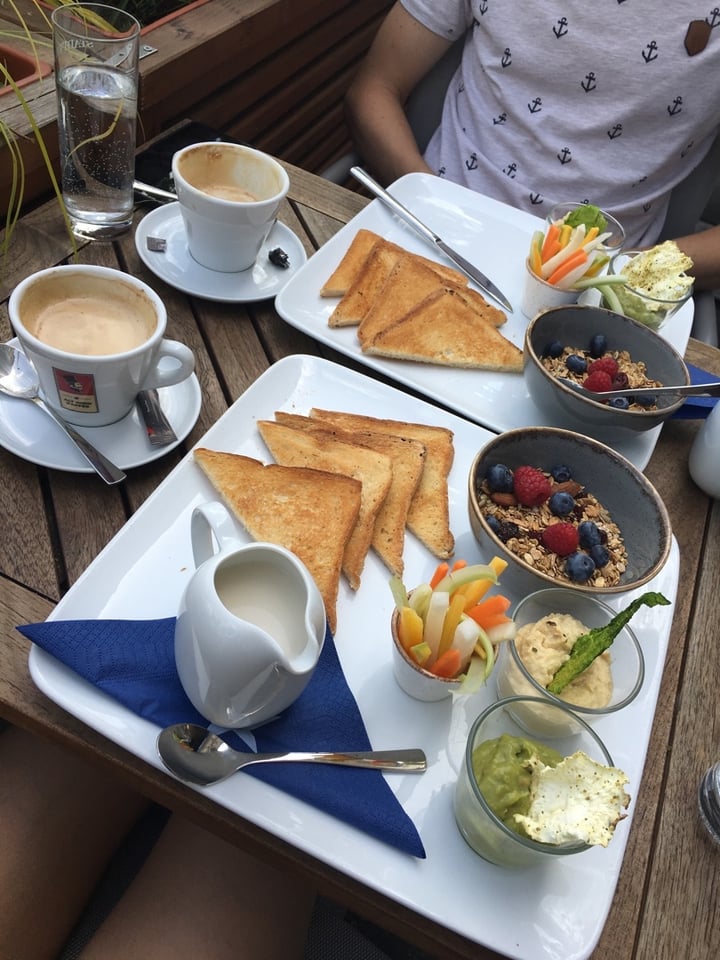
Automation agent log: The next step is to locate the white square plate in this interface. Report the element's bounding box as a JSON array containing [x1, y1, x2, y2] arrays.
[[275, 173, 695, 470], [28, 355, 678, 960]]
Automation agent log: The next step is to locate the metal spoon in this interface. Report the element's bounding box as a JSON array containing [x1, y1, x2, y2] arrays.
[[0, 343, 126, 484], [133, 178, 178, 203], [157, 722, 427, 786], [561, 377, 720, 401]]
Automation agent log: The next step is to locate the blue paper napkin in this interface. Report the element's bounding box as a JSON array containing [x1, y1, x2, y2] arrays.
[[671, 363, 719, 419], [18, 618, 425, 859]]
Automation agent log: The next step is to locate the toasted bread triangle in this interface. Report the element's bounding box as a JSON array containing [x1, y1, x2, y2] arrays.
[[257, 420, 393, 590], [272, 411, 426, 577], [193, 449, 361, 634], [364, 287, 523, 372], [308, 408, 455, 559], [322, 228, 468, 301]]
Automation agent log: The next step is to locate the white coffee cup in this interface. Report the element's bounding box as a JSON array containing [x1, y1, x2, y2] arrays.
[[9, 264, 195, 427], [171, 141, 290, 273]]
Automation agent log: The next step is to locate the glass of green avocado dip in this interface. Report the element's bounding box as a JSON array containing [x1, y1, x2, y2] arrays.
[[454, 695, 614, 867]]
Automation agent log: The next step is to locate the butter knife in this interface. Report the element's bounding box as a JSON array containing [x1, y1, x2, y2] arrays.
[[350, 166, 513, 313]]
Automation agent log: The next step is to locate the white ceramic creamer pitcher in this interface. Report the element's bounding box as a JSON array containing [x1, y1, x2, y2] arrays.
[[175, 501, 326, 728]]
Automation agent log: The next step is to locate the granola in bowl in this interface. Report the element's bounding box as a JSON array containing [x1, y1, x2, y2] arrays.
[[467, 426, 672, 598], [473, 463, 628, 587]]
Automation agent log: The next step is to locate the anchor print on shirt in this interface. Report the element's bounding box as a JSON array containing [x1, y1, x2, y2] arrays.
[[708, 8, 720, 28], [581, 72, 597, 92], [528, 97, 542, 114], [557, 147, 572, 165], [553, 17, 568, 39], [607, 123, 622, 140], [667, 96, 683, 116], [492, 112, 508, 125], [501, 48, 512, 68], [681, 140, 695, 158], [503, 162, 518, 179], [466, 153, 479, 172], [529, 193, 543, 206], [642, 40, 659, 63]]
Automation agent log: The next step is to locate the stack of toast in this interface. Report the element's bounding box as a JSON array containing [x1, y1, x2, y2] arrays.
[[194, 409, 455, 634], [321, 228, 523, 373]]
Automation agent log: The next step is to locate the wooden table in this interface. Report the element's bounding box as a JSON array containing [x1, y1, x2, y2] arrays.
[[1, 167, 719, 960]]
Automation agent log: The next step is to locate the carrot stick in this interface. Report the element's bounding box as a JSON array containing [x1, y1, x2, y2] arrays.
[[547, 248, 588, 285], [467, 596, 512, 630], [431, 647, 462, 678], [451, 559, 468, 572], [541, 222, 561, 262], [429, 562, 449, 589]]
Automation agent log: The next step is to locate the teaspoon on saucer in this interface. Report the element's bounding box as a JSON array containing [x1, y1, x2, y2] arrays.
[[0, 343, 126, 484], [157, 722, 427, 786]]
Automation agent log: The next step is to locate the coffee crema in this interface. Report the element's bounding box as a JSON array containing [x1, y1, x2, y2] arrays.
[[199, 182, 259, 203], [27, 296, 154, 356]]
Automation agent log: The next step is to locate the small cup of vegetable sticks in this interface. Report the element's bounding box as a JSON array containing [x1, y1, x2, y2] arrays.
[[522, 202, 627, 319], [494, 587, 655, 734], [389, 558, 516, 702]]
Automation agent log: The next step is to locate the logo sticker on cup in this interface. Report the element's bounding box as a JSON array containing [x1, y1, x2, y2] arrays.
[[53, 368, 99, 414]]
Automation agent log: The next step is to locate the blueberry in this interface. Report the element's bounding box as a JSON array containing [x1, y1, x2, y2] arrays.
[[566, 552, 596, 582], [486, 514, 501, 535], [589, 334, 608, 358], [609, 397, 630, 409], [550, 464, 572, 483], [634, 393, 656, 407], [578, 520, 602, 548], [566, 354, 587, 374], [486, 463, 514, 492], [543, 339, 564, 359], [590, 543, 610, 567], [549, 491, 575, 516]]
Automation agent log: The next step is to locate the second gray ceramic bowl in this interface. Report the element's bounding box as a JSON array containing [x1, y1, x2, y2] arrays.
[[524, 305, 689, 436], [468, 426, 672, 598]]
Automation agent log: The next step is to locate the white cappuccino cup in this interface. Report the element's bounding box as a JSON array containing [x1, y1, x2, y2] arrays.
[[9, 264, 194, 427]]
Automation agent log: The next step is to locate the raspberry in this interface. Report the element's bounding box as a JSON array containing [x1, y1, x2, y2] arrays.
[[512, 466, 552, 506], [583, 370, 613, 393], [541, 522, 580, 556], [588, 356, 619, 378]]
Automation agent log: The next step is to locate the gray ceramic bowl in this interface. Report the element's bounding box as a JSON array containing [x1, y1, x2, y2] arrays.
[[467, 426, 672, 598], [524, 305, 689, 437]]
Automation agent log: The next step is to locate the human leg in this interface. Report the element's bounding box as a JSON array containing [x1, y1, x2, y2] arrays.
[[80, 814, 316, 960], [0, 724, 149, 960]]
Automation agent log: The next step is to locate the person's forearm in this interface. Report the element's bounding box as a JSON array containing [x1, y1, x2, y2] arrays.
[[674, 224, 720, 291], [344, 2, 450, 185], [345, 78, 434, 185]]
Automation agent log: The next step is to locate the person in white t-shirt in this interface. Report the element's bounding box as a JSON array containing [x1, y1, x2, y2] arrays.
[[346, 1, 720, 291]]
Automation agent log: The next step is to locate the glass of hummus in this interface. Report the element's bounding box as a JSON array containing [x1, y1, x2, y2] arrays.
[[454, 695, 624, 867], [495, 588, 645, 736]]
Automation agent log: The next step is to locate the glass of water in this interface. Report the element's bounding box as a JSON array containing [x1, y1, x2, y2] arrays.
[[52, 4, 140, 240]]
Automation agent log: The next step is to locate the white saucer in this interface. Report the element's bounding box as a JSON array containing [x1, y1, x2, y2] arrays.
[[0, 345, 202, 473], [135, 203, 307, 302]]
